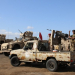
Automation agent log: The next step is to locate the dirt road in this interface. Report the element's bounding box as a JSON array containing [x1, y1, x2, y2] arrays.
[[0, 53, 75, 75]]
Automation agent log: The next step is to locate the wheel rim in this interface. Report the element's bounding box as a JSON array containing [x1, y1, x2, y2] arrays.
[[12, 58, 19, 65], [48, 62, 55, 69]]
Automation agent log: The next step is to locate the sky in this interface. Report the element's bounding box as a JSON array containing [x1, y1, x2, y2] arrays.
[[0, 0, 75, 40]]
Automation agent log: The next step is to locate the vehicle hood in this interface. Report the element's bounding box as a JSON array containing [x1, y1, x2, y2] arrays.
[[1, 43, 9, 46], [10, 49, 24, 55], [8, 40, 21, 44]]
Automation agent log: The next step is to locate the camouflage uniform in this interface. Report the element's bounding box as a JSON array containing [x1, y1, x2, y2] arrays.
[[48, 37, 51, 43], [48, 36, 51, 50], [70, 34, 75, 51]]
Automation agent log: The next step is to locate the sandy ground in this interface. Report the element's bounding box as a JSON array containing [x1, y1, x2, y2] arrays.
[[0, 53, 75, 75]]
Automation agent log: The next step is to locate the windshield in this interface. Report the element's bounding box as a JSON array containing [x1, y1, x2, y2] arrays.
[[24, 42, 33, 50], [18, 38, 22, 41], [15, 38, 22, 41]]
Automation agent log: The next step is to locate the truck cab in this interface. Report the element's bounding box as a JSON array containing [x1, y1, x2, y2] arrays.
[[10, 40, 49, 62]]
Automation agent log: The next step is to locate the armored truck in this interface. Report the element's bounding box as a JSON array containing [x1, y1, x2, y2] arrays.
[[1, 31, 37, 56], [9, 40, 75, 72], [0, 34, 6, 51], [0, 34, 13, 51]]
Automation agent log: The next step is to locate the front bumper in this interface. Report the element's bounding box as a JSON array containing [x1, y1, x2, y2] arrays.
[[1, 50, 10, 52]]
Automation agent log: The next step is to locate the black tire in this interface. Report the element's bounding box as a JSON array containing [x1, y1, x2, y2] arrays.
[[3, 52, 10, 56], [46, 59, 58, 72], [11, 56, 21, 67]]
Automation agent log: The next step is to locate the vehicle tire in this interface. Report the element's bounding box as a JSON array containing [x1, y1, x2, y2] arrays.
[[46, 59, 58, 72], [3, 52, 10, 56], [11, 56, 21, 67]]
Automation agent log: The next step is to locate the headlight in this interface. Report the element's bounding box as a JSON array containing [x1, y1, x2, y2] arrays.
[[2, 46, 7, 49]]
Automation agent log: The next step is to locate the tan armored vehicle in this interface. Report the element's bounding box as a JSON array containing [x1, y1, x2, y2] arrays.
[[9, 30, 75, 72], [0, 34, 13, 51], [1, 31, 37, 56], [0, 34, 6, 51]]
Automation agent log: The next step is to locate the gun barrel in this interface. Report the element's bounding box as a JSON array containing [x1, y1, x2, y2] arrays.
[[18, 29, 22, 33], [47, 29, 51, 31], [56, 32, 68, 38]]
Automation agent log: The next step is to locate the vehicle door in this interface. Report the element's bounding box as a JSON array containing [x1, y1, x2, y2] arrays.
[[23, 42, 35, 61]]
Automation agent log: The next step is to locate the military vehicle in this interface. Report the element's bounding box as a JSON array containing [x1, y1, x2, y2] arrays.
[[0, 34, 13, 52], [9, 30, 75, 72], [1, 31, 38, 56], [0, 34, 6, 51], [48, 30, 72, 51]]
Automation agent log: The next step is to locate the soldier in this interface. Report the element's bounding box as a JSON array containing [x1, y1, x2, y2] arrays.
[[48, 33, 51, 43], [69, 30, 75, 51], [48, 33, 51, 50]]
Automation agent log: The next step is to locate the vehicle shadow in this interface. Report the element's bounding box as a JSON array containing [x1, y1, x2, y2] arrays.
[[20, 63, 75, 72], [20, 63, 46, 68], [0, 52, 3, 54], [58, 65, 75, 72]]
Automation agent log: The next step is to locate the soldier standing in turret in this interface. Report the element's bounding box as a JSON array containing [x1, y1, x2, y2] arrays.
[[69, 30, 75, 51]]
